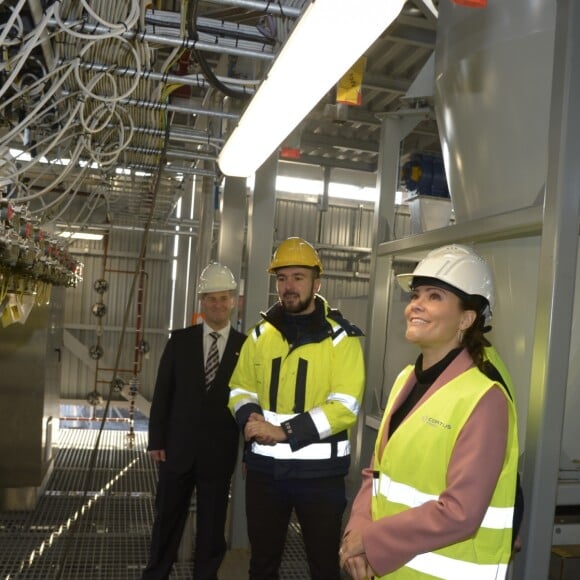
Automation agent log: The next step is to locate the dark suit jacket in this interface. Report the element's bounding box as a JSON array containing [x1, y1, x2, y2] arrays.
[[148, 323, 246, 476]]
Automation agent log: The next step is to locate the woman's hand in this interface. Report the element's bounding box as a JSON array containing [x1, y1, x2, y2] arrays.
[[341, 554, 374, 580], [340, 531, 375, 579]]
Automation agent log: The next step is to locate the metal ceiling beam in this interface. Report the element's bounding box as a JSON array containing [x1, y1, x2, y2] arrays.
[[363, 73, 411, 94], [281, 154, 376, 174], [301, 132, 380, 155], [315, 105, 382, 128], [386, 23, 437, 49], [409, 0, 438, 25], [396, 13, 439, 31]]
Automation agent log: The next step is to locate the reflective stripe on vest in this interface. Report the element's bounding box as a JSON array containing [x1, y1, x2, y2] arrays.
[[332, 324, 347, 346], [252, 439, 350, 460], [230, 387, 260, 414], [254, 409, 351, 460], [405, 552, 508, 580], [372, 473, 515, 530]]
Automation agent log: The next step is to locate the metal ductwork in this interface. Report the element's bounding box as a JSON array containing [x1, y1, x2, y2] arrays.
[[434, 0, 556, 222]]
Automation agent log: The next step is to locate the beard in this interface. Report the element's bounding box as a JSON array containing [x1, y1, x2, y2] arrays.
[[281, 289, 315, 314]]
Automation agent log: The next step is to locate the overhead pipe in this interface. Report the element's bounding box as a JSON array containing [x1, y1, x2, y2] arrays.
[[145, 11, 279, 46], [26, 0, 57, 69], [107, 96, 238, 120], [70, 60, 256, 96], [125, 146, 216, 163], [129, 125, 225, 146], [130, 163, 215, 177], [47, 19, 275, 61], [59, 90, 238, 119], [201, 0, 301, 17], [58, 220, 201, 238]]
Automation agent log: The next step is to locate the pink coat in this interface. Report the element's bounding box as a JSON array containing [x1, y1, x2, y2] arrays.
[[344, 349, 509, 576]]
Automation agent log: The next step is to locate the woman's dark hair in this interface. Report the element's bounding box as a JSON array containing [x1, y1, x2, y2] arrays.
[[459, 294, 491, 368]]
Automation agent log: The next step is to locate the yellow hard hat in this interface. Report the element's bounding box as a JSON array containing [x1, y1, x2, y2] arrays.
[[268, 237, 323, 274]]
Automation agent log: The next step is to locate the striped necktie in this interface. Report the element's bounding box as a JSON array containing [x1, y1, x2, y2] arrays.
[[205, 332, 220, 388]]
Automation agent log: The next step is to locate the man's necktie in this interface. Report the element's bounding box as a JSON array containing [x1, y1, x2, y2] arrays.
[[205, 332, 220, 388]]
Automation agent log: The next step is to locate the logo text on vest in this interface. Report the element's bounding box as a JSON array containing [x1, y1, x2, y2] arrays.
[[422, 415, 452, 430]]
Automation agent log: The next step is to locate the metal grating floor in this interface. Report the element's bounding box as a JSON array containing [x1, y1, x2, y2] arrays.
[[0, 429, 312, 579]]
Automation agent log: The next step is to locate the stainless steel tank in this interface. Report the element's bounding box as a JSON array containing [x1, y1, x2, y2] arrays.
[[434, 0, 556, 221], [434, 0, 580, 517]]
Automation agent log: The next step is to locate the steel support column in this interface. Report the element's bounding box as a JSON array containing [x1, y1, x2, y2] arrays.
[[218, 177, 247, 328], [240, 154, 278, 328], [352, 111, 428, 474], [191, 176, 217, 314], [172, 176, 197, 329], [515, 0, 580, 577], [229, 153, 278, 550]]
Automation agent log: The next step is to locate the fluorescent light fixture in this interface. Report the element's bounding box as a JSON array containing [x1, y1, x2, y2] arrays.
[[59, 231, 104, 240], [217, 0, 406, 178]]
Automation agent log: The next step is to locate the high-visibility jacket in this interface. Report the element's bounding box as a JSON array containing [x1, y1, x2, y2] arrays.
[[229, 296, 365, 478], [371, 365, 519, 579]]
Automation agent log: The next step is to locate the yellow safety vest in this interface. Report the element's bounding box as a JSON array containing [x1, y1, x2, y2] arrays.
[[371, 365, 519, 580]]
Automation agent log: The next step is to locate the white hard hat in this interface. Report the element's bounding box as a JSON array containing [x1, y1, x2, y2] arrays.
[[197, 262, 237, 294], [397, 244, 495, 316]]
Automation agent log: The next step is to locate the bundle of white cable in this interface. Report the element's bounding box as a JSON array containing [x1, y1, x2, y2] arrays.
[[54, 0, 140, 40], [0, 0, 190, 225]]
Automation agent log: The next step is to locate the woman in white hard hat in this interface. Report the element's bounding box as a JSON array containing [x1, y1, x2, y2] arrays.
[[340, 245, 520, 580]]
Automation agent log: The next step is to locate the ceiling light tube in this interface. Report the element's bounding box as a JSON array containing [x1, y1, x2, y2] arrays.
[[217, 0, 407, 178], [59, 231, 104, 240]]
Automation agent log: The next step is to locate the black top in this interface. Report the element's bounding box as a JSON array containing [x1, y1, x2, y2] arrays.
[[389, 347, 462, 437]]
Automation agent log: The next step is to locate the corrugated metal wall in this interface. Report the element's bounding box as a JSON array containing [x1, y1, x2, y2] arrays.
[[62, 230, 173, 403], [271, 196, 410, 305], [60, 198, 411, 405]]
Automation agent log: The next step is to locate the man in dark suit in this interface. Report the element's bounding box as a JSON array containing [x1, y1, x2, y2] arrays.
[[142, 262, 246, 580]]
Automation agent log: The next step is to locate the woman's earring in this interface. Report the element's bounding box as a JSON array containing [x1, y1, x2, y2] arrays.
[[457, 328, 464, 344]]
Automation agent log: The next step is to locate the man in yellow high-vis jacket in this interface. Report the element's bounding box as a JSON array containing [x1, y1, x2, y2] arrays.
[[229, 237, 365, 580]]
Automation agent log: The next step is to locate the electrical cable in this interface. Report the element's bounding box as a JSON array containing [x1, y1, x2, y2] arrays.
[[0, 62, 76, 145], [53, 0, 140, 40], [0, 100, 83, 182], [0, 0, 27, 47], [74, 36, 143, 103], [185, 0, 252, 100], [0, 3, 56, 102]]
